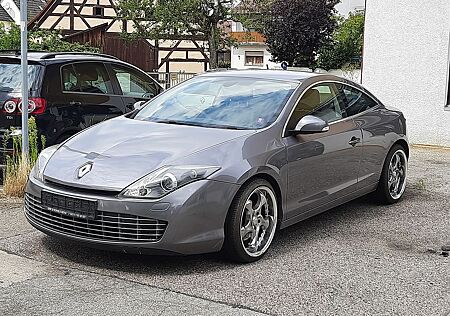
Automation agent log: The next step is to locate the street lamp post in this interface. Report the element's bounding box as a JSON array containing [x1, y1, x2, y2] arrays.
[[20, 0, 29, 161]]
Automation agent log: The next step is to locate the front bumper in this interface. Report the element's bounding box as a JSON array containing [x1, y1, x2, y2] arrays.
[[25, 176, 239, 255]]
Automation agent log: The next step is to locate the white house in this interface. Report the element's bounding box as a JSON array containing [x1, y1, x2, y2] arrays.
[[362, 0, 450, 146], [229, 21, 281, 70]]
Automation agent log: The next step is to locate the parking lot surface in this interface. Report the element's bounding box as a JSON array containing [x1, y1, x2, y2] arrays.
[[0, 146, 449, 316]]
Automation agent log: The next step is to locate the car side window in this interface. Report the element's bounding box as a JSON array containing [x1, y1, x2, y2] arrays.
[[112, 65, 157, 98], [61, 63, 113, 94], [287, 83, 345, 131], [342, 85, 378, 116]]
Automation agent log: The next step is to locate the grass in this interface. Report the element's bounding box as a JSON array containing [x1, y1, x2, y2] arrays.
[[3, 117, 45, 198]]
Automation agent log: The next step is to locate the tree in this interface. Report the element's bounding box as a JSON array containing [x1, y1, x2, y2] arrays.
[[0, 24, 98, 52], [317, 12, 365, 70], [263, 0, 339, 69], [116, 0, 236, 69], [234, 0, 273, 33]]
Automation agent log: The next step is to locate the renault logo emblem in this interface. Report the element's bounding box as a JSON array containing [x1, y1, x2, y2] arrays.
[[77, 162, 93, 179]]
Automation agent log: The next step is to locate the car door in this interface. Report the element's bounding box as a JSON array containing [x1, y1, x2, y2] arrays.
[[61, 62, 125, 128], [341, 84, 386, 189], [284, 82, 363, 220], [108, 64, 160, 112]]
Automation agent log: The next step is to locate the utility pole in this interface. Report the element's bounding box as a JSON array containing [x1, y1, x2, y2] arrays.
[[20, 0, 29, 161]]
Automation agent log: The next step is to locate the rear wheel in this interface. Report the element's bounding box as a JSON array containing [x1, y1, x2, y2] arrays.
[[375, 144, 408, 204], [223, 179, 278, 263]]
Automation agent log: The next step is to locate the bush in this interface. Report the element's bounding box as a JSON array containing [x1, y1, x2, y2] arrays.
[[0, 23, 99, 52], [3, 117, 45, 197]]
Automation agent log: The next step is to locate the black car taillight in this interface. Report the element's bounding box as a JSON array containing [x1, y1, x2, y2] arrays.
[[2, 98, 46, 115]]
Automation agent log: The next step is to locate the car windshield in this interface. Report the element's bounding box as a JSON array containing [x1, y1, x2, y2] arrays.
[[134, 76, 298, 130], [0, 63, 41, 92]]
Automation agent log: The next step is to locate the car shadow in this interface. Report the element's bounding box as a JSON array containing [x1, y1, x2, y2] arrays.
[[40, 190, 417, 275]]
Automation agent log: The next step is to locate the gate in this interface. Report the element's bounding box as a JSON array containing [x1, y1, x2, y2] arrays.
[[148, 72, 197, 89]]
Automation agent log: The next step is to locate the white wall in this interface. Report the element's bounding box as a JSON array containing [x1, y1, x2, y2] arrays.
[[231, 45, 281, 70], [362, 0, 450, 146]]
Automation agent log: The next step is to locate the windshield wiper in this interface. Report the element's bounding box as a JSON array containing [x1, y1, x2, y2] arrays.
[[152, 119, 204, 127], [146, 119, 249, 130]]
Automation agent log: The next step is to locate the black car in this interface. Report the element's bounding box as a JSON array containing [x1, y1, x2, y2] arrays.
[[0, 52, 162, 164]]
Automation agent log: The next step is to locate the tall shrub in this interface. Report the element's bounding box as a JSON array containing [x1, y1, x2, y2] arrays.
[[3, 117, 45, 197]]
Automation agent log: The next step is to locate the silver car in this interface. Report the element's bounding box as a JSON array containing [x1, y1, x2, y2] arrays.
[[25, 70, 408, 263]]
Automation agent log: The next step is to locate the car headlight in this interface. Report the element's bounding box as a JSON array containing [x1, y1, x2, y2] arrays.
[[120, 165, 220, 199], [31, 145, 59, 182]]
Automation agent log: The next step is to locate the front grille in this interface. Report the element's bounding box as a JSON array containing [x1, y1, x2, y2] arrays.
[[25, 193, 167, 242]]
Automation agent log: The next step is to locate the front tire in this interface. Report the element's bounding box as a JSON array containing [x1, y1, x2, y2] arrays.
[[223, 179, 278, 263], [375, 144, 408, 204]]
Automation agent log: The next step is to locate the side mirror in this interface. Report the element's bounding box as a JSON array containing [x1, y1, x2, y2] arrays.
[[133, 101, 146, 111], [290, 115, 329, 135]]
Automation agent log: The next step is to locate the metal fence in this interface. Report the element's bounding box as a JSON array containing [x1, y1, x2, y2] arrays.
[[148, 72, 197, 89]]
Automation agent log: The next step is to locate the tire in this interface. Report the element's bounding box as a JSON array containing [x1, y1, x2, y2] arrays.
[[223, 179, 278, 263], [375, 144, 408, 204]]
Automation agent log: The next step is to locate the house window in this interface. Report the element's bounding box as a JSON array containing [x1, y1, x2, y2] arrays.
[[93, 6, 104, 17], [245, 51, 264, 66]]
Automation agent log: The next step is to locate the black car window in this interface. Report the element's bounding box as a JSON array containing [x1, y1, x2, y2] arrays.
[[287, 83, 345, 130], [342, 85, 378, 116], [61, 63, 113, 94], [112, 65, 157, 98]]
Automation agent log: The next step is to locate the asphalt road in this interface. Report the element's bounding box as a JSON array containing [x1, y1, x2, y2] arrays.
[[0, 146, 449, 316]]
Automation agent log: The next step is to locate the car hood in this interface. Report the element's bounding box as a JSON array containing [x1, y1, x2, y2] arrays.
[[44, 116, 253, 191]]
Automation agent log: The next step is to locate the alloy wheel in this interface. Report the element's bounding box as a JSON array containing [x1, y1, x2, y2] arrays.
[[240, 186, 277, 257], [388, 149, 407, 199]]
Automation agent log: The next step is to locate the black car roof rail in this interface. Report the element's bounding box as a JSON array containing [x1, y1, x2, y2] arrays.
[[40, 52, 119, 60]]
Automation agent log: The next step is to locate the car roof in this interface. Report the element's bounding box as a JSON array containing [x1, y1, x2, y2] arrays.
[[0, 51, 119, 63], [199, 69, 320, 82]]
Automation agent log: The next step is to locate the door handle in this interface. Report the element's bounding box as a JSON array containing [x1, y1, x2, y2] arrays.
[[348, 137, 361, 147]]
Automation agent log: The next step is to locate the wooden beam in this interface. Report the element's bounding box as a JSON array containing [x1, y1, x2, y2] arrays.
[[192, 40, 210, 61], [49, 7, 70, 31], [69, 0, 74, 31], [158, 47, 205, 52], [158, 40, 181, 68], [72, 0, 92, 29], [31, 0, 62, 30], [162, 58, 209, 63]]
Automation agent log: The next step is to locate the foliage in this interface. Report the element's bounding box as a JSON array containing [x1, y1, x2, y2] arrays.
[[263, 0, 339, 69], [234, 0, 273, 33], [318, 12, 365, 70], [0, 23, 99, 52], [116, 0, 236, 68], [3, 117, 45, 197]]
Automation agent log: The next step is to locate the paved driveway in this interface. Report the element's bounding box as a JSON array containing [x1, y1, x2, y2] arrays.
[[0, 147, 449, 316]]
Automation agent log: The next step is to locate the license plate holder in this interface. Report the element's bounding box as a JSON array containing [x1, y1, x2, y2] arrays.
[[41, 191, 98, 220]]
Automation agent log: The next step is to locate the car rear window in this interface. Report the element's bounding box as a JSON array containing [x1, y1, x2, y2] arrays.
[[0, 63, 42, 92]]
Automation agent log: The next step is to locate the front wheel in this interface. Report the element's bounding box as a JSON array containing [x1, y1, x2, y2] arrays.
[[223, 179, 278, 263], [375, 144, 408, 204]]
